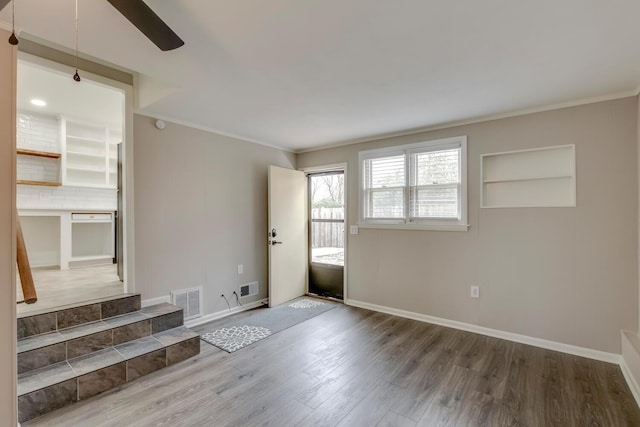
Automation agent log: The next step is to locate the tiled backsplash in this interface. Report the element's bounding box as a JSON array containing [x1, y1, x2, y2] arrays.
[[17, 111, 117, 211], [17, 156, 60, 183], [17, 111, 59, 152], [18, 185, 117, 211]]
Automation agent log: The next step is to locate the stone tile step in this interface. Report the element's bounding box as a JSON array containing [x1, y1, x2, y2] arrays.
[[18, 293, 142, 339], [18, 326, 200, 423], [18, 303, 184, 375]]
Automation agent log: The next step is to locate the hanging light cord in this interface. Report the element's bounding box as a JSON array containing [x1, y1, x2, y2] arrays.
[[8, 0, 19, 45], [73, 0, 81, 81]]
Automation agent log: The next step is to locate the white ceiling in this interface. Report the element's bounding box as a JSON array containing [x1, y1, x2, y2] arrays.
[[2, 0, 640, 152], [17, 59, 124, 129]]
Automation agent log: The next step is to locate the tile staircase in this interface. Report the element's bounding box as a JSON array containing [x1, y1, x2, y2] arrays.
[[17, 293, 200, 423]]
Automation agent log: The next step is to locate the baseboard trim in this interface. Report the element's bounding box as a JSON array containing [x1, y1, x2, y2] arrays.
[[185, 298, 268, 328], [621, 330, 640, 408], [620, 356, 640, 407], [345, 299, 621, 364], [141, 295, 171, 307]]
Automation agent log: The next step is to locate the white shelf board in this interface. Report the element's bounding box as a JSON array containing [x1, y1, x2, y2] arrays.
[[67, 135, 105, 144], [67, 151, 105, 159], [67, 166, 106, 173], [70, 254, 113, 262]]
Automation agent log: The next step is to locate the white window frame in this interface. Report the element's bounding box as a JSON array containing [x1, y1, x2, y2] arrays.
[[358, 136, 469, 231]]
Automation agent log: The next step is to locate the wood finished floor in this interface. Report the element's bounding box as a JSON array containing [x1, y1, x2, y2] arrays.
[[17, 264, 123, 314], [23, 302, 640, 426]]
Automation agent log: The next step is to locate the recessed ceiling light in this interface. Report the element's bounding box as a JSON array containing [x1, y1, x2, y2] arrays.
[[30, 99, 47, 107]]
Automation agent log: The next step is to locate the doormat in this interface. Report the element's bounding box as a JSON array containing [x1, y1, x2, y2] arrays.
[[200, 297, 337, 353]]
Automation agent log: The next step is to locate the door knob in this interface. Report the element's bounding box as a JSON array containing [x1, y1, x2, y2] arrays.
[[270, 240, 283, 245]]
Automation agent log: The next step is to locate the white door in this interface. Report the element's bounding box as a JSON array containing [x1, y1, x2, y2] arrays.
[[268, 165, 307, 307]]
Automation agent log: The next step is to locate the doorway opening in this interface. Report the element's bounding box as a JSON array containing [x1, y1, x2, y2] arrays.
[[16, 54, 128, 314], [308, 170, 345, 300]]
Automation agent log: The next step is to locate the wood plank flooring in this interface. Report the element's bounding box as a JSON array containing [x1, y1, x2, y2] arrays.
[[23, 302, 640, 426], [17, 264, 123, 314]]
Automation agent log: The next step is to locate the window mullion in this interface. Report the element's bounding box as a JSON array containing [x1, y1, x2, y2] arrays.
[[405, 151, 410, 223]]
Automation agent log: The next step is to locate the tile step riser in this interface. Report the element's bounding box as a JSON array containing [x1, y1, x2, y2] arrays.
[[18, 294, 143, 339], [18, 310, 185, 375], [18, 336, 200, 423]]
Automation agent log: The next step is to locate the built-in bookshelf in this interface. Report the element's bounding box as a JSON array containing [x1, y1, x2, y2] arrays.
[[481, 145, 576, 208], [62, 119, 121, 188]]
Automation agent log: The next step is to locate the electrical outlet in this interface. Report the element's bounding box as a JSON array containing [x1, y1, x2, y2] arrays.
[[39, 192, 51, 201], [237, 264, 243, 275], [470, 285, 480, 299]]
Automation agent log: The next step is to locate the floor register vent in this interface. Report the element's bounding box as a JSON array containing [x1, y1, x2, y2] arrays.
[[171, 286, 203, 320], [240, 281, 259, 298]]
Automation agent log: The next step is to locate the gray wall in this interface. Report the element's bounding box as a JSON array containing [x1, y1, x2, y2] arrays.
[[298, 97, 638, 354], [133, 115, 296, 314], [0, 29, 17, 425]]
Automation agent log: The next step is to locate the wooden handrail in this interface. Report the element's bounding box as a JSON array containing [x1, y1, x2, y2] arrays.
[[16, 215, 37, 304]]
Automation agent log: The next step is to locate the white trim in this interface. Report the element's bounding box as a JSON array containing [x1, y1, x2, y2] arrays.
[[620, 357, 640, 407], [185, 298, 268, 328], [621, 330, 640, 408], [345, 298, 621, 364], [141, 295, 171, 308], [357, 223, 470, 232], [300, 163, 347, 173], [296, 90, 639, 154], [134, 111, 294, 153]]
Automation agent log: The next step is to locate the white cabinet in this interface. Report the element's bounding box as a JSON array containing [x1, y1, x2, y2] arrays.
[[481, 145, 576, 208], [62, 119, 121, 188]]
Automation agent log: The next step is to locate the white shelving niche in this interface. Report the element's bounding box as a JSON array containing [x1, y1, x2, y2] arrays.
[[61, 118, 121, 188], [481, 144, 576, 208], [70, 212, 115, 267]]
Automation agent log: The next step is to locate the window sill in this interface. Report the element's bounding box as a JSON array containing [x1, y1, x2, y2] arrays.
[[358, 223, 470, 232]]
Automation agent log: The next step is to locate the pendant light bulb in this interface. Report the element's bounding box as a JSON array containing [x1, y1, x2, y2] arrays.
[[73, 70, 81, 82], [8, 0, 18, 46]]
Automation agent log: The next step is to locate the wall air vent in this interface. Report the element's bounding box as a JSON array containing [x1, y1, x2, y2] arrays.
[[171, 286, 203, 320], [239, 281, 259, 298]]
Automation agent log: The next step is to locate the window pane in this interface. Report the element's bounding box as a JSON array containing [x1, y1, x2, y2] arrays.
[[363, 154, 405, 219], [365, 155, 405, 188], [365, 188, 404, 218], [310, 174, 344, 219], [412, 149, 459, 185], [310, 173, 344, 265], [410, 185, 458, 218]]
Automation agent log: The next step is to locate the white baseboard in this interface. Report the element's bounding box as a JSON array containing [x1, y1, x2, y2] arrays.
[[185, 298, 268, 328], [621, 330, 640, 407], [345, 298, 621, 364], [141, 295, 171, 307]]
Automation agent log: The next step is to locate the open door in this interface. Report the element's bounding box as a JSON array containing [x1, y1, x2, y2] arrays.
[[268, 165, 307, 307]]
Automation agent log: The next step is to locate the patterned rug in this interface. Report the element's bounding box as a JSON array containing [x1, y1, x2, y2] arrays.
[[201, 297, 337, 353]]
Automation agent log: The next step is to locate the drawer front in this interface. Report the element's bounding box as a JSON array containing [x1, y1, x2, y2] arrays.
[[71, 213, 112, 221]]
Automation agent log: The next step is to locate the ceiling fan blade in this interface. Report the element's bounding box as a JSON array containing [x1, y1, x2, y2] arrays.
[[0, 0, 10, 12], [106, 0, 184, 51]]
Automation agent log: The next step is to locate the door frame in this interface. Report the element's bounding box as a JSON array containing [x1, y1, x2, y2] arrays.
[[17, 52, 135, 292], [300, 163, 348, 301]]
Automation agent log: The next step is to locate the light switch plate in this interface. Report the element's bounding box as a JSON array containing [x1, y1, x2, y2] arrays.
[[349, 225, 359, 235]]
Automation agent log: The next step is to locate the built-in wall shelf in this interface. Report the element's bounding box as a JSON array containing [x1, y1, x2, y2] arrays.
[[17, 180, 62, 187], [17, 149, 61, 159], [62, 118, 121, 189], [481, 144, 576, 208]]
